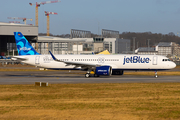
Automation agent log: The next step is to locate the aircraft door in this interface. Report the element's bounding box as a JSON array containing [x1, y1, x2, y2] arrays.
[[35, 56, 40, 65], [153, 56, 157, 65]]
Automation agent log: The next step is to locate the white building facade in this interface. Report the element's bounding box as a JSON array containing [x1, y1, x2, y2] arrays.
[[35, 36, 130, 55]]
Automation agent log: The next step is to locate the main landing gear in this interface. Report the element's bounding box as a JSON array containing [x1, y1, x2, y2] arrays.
[[85, 73, 90, 78], [85, 70, 91, 78], [154, 71, 158, 78], [85, 70, 99, 78]]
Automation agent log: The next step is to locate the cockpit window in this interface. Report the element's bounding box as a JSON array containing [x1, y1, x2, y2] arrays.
[[162, 59, 171, 61]]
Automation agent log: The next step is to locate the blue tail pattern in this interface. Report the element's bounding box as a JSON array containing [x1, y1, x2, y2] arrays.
[[14, 32, 40, 55]]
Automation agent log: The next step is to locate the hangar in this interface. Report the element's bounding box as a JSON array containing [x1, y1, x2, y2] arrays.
[[0, 22, 38, 56], [0, 23, 131, 56]]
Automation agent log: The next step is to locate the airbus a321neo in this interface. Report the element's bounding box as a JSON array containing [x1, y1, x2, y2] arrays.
[[12, 32, 176, 78]]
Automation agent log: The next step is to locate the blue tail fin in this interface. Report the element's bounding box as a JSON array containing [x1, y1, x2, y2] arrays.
[[14, 32, 40, 55]]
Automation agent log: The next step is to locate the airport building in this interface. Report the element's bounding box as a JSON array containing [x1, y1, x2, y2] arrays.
[[135, 42, 180, 57], [36, 36, 131, 55], [1, 22, 180, 58], [0, 24, 131, 56]]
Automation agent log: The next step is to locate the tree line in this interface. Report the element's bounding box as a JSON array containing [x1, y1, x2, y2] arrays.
[[120, 32, 180, 50]]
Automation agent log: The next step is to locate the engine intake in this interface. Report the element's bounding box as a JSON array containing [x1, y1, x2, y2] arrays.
[[95, 66, 112, 76]]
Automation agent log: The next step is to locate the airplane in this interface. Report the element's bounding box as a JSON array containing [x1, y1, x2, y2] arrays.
[[12, 32, 176, 78]]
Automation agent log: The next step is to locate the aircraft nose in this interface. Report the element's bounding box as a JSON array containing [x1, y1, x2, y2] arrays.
[[174, 63, 176, 68], [171, 62, 176, 68]]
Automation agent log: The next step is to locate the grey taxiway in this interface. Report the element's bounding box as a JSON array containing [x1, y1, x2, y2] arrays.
[[0, 71, 179, 84]]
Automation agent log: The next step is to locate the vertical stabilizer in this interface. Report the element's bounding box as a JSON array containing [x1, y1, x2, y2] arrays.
[[14, 32, 40, 55]]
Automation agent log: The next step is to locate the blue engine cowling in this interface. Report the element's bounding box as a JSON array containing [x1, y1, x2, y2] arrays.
[[95, 66, 112, 76]]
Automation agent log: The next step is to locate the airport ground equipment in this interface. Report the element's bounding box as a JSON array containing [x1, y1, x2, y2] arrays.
[[35, 82, 48, 87], [45, 11, 58, 36], [29, 0, 60, 26], [7, 17, 32, 24]]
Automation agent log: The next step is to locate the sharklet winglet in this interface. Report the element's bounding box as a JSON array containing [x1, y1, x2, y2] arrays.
[[49, 51, 63, 62], [49, 51, 57, 60]]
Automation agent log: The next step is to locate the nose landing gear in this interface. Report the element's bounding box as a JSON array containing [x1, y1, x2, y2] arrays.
[[154, 71, 158, 78]]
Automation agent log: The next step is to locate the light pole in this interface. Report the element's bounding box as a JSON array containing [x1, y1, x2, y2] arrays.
[[147, 39, 151, 54], [132, 37, 136, 54]]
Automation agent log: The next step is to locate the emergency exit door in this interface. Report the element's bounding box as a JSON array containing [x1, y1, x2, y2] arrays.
[[153, 56, 157, 65], [35, 56, 40, 65]]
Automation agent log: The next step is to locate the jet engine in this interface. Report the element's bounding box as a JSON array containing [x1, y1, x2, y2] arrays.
[[95, 66, 112, 76]]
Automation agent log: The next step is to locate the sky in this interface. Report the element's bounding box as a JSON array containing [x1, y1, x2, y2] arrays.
[[1, 0, 180, 35]]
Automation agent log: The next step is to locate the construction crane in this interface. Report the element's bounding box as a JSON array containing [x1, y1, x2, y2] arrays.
[[8, 17, 32, 24], [29, 0, 60, 26], [45, 11, 58, 36]]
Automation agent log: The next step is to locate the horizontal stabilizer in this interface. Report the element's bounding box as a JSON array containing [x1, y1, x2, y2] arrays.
[[11, 56, 28, 61]]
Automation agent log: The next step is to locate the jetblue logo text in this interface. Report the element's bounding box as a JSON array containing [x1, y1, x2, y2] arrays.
[[123, 56, 150, 65], [98, 70, 107, 72], [20, 47, 31, 51]]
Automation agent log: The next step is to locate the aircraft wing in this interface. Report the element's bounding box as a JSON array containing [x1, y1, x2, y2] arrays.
[[49, 51, 100, 70]]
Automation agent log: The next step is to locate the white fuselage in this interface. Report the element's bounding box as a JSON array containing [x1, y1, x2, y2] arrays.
[[13, 54, 176, 71]]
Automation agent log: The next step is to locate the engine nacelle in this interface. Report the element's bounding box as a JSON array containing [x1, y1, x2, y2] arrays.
[[95, 66, 112, 76]]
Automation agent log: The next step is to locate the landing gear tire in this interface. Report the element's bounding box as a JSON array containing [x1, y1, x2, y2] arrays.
[[154, 75, 158, 78], [85, 73, 90, 78], [94, 74, 99, 77]]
